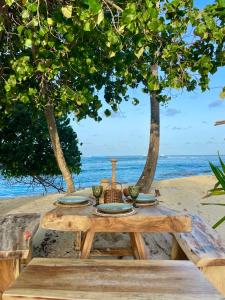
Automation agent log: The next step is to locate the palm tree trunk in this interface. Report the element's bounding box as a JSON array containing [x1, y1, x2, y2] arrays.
[[44, 103, 75, 193], [137, 66, 160, 193]]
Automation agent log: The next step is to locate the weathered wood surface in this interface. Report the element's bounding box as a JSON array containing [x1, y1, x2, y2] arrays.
[[41, 204, 192, 233], [202, 266, 225, 297], [0, 259, 20, 299], [173, 214, 225, 267], [171, 214, 225, 296], [3, 258, 224, 300], [0, 213, 40, 259]]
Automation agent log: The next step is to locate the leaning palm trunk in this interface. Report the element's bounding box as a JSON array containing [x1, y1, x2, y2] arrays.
[[137, 91, 160, 193], [44, 103, 75, 193]]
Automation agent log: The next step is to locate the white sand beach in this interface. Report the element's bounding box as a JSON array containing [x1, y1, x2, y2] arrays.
[[1, 175, 225, 259]]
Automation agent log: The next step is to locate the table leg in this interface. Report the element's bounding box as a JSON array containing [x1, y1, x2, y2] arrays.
[[80, 231, 95, 259], [129, 233, 139, 259], [74, 231, 82, 251], [129, 232, 149, 260]]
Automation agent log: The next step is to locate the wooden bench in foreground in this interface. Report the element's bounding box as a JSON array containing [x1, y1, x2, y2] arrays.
[[0, 213, 40, 298], [3, 258, 225, 300], [171, 213, 225, 296]]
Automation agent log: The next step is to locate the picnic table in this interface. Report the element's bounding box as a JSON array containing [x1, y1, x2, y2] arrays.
[[41, 203, 192, 259]]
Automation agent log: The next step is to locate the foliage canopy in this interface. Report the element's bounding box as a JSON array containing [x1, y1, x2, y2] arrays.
[[0, 103, 81, 191]]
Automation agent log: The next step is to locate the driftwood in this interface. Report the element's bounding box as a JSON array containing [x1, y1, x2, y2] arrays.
[[172, 213, 225, 296], [0, 213, 40, 298]]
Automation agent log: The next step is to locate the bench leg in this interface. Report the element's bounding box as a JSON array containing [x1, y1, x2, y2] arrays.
[[0, 259, 20, 298], [129, 233, 149, 260], [80, 231, 95, 259], [201, 266, 225, 297]]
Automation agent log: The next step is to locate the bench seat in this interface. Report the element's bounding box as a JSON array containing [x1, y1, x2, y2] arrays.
[[0, 213, 40, 298], [171, 213, 225, 296], [3, 258, 224, 300]]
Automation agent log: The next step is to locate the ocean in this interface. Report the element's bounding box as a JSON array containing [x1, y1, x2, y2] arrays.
[[0, 155, 222, 198]]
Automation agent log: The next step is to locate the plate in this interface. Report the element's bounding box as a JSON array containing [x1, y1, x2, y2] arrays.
[[97, 203, 133, 214], [136, 194, 157, 203], [57, 197, 89, 205]]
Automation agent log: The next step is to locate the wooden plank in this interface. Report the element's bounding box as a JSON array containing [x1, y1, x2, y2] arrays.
[[90, 248, 133, 257], [80, 231, 95, 259], [129, 232, 149, 259], [173, 214, 225, 267], [41, 205, 192, 233], [3, 258, 224, 300], [171, 237, 188, 260], [0, 214, 40, 259], [202, 266, 225, 297], [0, 259, 20, 297]]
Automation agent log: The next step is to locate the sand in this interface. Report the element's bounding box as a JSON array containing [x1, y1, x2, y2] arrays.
[[0, 175, 224, 259]]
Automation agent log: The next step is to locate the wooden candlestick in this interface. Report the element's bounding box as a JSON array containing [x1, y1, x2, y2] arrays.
[[111, 159, 117, 189]]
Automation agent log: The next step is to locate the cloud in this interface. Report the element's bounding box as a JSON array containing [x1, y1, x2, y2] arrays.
[[209, 100, 223, 108], [202, 121, 208, 124], [164, 108, 181, 117], [172, 126, 192, 130]]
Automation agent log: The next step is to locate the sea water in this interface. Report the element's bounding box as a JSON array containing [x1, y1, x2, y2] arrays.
[[0, 155, 223, 198]]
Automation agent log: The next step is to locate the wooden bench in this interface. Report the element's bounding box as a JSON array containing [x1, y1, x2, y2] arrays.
[[3, 258, 224, 300], [171, 213, 225, 296], [0, 213, 40, 298]]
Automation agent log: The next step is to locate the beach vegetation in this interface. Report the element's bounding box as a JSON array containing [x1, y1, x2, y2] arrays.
[[203, 154, 225, 228], [0, 103, 81, 192]]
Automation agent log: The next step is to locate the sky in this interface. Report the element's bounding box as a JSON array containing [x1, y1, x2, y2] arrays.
[[72, 0, 225, 157]]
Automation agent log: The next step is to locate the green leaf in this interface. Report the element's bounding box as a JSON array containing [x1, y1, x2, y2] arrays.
[[97, 10, 104, 25], [213, 215, 225, 229], [86, 0, 101, 14], [201, 203, 225, 206], [25, 39, 32, 47], [218, 154, 225, 173], [47, 18, 54, 26], [83, 22, 91, 31], [17, 25, 24, 35], [135, 47, 144, 59], [218, 0, 225, 8], [65, 33, 74, 42], [104, 109, 111, 117], [220, 88, 225, 99], [209, 162, 225, 190], [109, 51, 115, 58], [5, 0, 15, 6], [61, 5, 73, 19]]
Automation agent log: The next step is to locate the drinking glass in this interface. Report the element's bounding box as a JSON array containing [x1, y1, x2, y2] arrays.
[[92, 185, 103, 207], [128, 185, 140, 208]]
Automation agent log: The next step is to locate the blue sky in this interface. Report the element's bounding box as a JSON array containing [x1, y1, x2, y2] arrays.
[[72, 1, 225, 156]]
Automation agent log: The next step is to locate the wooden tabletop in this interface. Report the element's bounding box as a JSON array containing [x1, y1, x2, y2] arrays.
[[3, 258, 224, 300], [41, 204, 192, 233]]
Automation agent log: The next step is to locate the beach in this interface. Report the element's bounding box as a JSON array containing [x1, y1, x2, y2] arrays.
[[1, 175, 224, 259]]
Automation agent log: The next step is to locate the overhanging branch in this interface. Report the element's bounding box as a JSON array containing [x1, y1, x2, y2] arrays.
[[215, 120, 225, 126]]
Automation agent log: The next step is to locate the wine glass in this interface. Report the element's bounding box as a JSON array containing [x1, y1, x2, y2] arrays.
[[128, 185, 140, 208], [92, 185, 103, 207]]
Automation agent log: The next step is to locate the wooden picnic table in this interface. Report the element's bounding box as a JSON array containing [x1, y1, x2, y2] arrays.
[[41, 204, 192, 259]]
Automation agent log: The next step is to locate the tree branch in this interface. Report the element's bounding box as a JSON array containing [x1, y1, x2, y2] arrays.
[[215, 120, 225, 126], [103, 0, 123, 12]]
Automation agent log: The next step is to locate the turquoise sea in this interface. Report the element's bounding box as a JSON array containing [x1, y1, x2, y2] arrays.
[[0, 155, 223, 198]]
